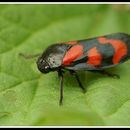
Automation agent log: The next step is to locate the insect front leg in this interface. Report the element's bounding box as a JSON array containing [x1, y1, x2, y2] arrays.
[[19, 53, 41, 59], [58, 70, 64, 106], [69, 70, 86, 93]]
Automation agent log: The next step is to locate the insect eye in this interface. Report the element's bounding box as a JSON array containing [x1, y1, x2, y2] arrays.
[[45, 66, 49, 69], [39, 59, 45, 64]]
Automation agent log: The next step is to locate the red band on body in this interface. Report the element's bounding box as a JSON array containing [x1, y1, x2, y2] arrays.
[[98, 37, 128, 64], [63, 45, 83, 66], [64, 40, 77, 45], [87, 47, 102, 66]]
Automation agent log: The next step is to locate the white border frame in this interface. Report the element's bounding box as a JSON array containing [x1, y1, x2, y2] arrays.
[[0, 2, 130, 128], [0, 2, 129, 4]]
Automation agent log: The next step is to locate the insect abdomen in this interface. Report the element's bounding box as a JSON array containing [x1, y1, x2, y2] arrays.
[[62, 33, 130, 70], [96, 33, 130, 66]]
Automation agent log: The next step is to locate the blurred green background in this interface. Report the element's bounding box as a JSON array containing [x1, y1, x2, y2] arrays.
[[0, 4, 130, 126]]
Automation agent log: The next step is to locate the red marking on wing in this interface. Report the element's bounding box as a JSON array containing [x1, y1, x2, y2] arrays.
[[98, 37, 128, 64], [87, 47, 102, 66], [98, 37, 107, 43], [64, 40, 77, 45], [62, 45, 83, 65]]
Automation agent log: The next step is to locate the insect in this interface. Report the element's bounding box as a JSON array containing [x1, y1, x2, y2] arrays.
[[20, 32, 130, 105]]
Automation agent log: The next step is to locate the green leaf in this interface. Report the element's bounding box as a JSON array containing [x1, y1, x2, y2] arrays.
[[0, 4, 130, 126]]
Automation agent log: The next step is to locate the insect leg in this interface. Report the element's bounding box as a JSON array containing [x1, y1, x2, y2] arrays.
[[100, 70, 120, 79], [19, 53, 41, 59], [58, 70, 64, 106], [90, 70, 120, 79], [70, 70, 86, 93]]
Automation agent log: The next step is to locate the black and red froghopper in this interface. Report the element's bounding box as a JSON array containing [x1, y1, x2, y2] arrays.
[[37, 33, 130, 105]]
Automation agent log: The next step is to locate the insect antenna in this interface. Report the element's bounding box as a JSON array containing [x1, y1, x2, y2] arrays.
[[19, 53, 41, 59]]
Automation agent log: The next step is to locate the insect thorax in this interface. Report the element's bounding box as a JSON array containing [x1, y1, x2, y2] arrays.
[[42, 44, 71, 69]]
